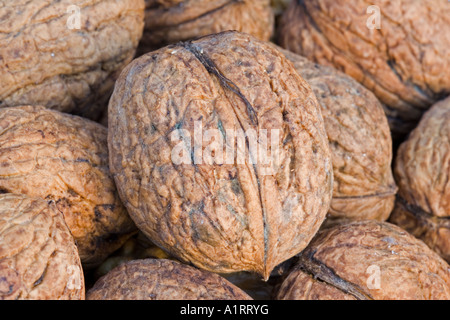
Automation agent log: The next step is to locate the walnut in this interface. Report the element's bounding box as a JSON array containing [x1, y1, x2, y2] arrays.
[[0, 106, 136, 268], [279, 47, 397, 221], [108, 31, 333, 280], [278, 0, 450, 139], [0, 193, 84, 300], [208, 44, 391, 224], [390, 96, 450, 263], [275, 220, 450, 300], [0, 0, 145, 120], [139, 0, 274, 53], [86, 259, 252, 300]]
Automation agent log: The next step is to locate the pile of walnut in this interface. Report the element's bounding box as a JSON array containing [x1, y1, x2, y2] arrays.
[[0, 0, 448, 300]]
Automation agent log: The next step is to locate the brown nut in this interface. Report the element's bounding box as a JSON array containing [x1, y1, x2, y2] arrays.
[[278, 47, 397, 221], [139, 0, 274, 52], [108, 31, 333, 280], [0, 193, 84, 300], [390, 96, 450, 263], [86, 259, 252, 300], [275, 220, 450, 300], [278, 0, 450, 139], [0, 0, 145, 120], [0, 106, 136, 268]]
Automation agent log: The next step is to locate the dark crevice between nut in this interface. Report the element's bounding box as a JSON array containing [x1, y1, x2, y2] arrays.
[[0, 187, 10, 194], [82, 230, 137, 270], [178, 40, 272, 279], [396, 195, 450, 229], [297, 249, 373, 300]]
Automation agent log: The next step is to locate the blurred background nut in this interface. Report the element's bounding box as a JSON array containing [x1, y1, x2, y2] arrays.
[[270, 0, 291, 17], [139, 0, 274, 53], [275, 220, 450, 300], [278, 0, 450, 140], [108, 31, 333, 280], [279, 48, 397, 221], [0, 193, 84, 300], [0, 0, 145, 120], [0, 106, 136, 268], [87, 259, 252, 300], [390, 96, 450, 263], [219, 272, 277, 300]]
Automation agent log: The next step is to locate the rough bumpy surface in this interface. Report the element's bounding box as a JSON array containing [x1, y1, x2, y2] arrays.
[[90, 233, 289, 299], [139, 0, 274, 53], [390, 96, 450, 263], [0, 194, 84, 300], [0, 106, 136, 268], [109, 31, 333, 279], [278, 0, 450, 139], [0, 0, 145, 120], [86, 259, 252, 300], [279, 47, 397, 221], [275, 220, 450, 300]]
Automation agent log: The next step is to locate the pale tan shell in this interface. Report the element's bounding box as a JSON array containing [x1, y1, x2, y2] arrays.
[[139, 0, 274, 53], [87, 259, 252, 300], [0, 0, 145, 119], [276, 220, 450, 300], [0, 193, 84, 300], [278, 0, 450, 138], [390, 96, 450, 263], [0, 106, 136, 268], [279, 47, 397, 221], [108, 31, 333, 279]]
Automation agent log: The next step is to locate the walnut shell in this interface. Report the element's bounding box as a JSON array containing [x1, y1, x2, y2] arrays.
[[0, 0, 145, 120], [390, 96, 450, 263], [0, 106, 136, 268], [279, 47, 397, 221], [0, 193, 84, 300], [139, 0, 274, 53], [278, 0, 450, 139], [275, 220, 450, 300], [86, 259, 252, 300], [108, 31, 333, 280]]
